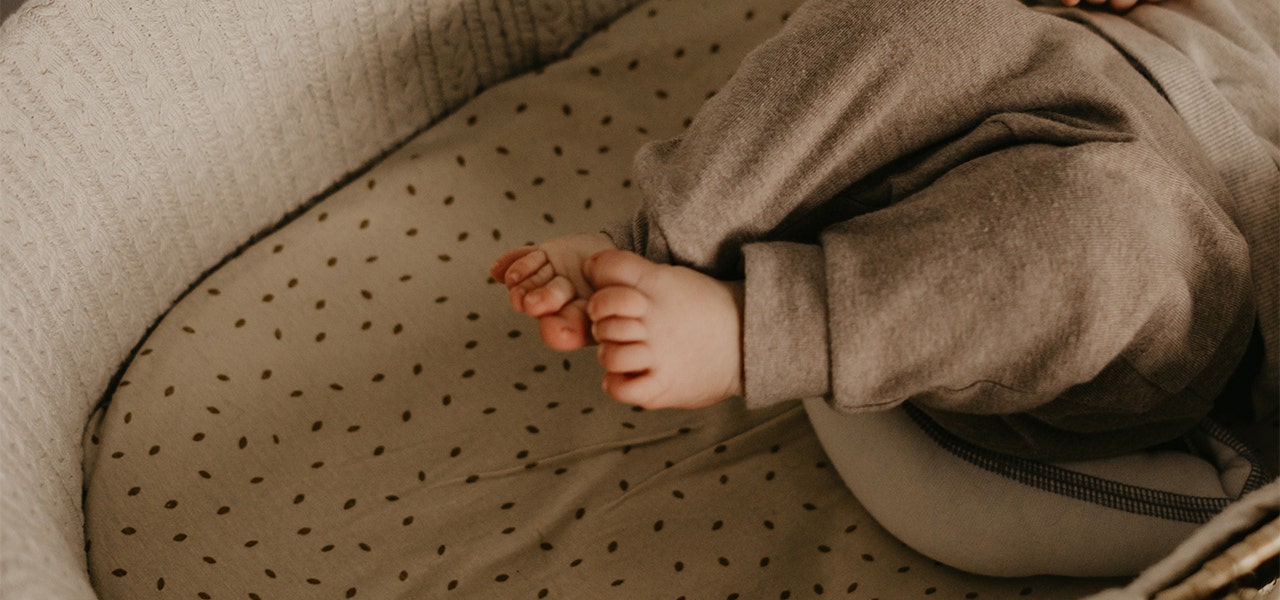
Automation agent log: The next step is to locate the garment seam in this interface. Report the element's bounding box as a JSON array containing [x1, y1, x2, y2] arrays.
[[904, 403, 1273, 524]]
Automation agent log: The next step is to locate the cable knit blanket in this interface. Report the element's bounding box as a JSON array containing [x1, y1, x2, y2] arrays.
[[0, 1, 634, 597]]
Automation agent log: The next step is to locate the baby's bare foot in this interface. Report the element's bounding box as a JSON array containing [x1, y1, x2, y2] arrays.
[[583, 250, 744, 410], [490, 232, 615, 351]]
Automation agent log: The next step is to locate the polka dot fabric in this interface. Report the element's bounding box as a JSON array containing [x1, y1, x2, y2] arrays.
[[83, 0, 1119, 598]]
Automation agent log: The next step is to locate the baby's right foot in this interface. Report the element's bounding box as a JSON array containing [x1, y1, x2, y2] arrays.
[[583, 249, 744, 410], [490, 232, 616, 350]]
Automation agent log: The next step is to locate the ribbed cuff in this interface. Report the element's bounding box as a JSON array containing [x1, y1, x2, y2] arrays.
[[742, 242, 831, 408]]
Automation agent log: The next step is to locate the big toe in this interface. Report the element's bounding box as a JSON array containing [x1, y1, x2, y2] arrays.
[[584, 249, 659, 289]]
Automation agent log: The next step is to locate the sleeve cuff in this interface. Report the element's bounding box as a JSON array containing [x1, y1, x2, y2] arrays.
[[741, 242, 832, 408]]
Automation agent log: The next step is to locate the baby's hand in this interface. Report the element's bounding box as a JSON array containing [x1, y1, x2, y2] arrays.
[[1060, 0, 1158, 11], [490, 232, 617, 351]]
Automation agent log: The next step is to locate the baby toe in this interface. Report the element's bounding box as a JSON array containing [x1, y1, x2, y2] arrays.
[[538, 300, 593, 351], [511, 264, 555, 312], [602, 371, 668, 408], [597, 342, 653, 375], [509, 250, 552, 286], [584, 249, 658, 289], [491, 245, 538, 282], [591, 317, 647, 344], [516, 261, 555, 291], [509, 286, 528, 311], [586, 286, 649, 321], [525, 276, 576, 317]]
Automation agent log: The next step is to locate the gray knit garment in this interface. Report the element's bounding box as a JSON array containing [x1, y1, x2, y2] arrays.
[[605, 0, 1278, 461]]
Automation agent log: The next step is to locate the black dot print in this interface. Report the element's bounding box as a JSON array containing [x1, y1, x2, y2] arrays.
[[81, 3, 1121, 600]]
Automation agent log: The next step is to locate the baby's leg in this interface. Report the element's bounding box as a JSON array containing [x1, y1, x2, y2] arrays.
[[583, 250, 744, 409]]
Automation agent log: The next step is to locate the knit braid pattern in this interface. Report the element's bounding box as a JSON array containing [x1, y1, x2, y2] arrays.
[[0, 1, 635, 597]]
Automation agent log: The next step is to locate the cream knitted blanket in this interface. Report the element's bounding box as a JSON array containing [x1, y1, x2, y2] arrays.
[[0, 1, 634, 597]]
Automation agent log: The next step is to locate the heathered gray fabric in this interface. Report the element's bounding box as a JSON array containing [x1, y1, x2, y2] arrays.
[[1069, 2, 1280, 426], [604, 0, 1279, 460]]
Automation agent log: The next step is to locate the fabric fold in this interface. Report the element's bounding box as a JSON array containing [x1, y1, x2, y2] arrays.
[[741, 242, 831, 408]]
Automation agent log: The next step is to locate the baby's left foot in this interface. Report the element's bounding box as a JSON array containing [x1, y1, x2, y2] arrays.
[[583, 250, 744, 410]]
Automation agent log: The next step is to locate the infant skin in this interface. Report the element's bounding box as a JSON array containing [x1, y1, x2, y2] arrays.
[[491, 235, 744, 410]]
